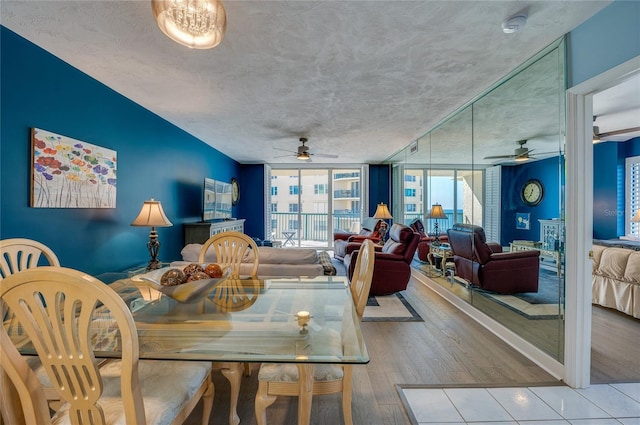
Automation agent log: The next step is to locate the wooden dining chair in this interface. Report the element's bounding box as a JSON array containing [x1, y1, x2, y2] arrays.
[[199, 231, 260, 425], [0, 267, 214, 425], [0, 238, 64, 422], [0, 238, 60, 280], [254, 239, 375, 425], [199, 231, 259, 278]]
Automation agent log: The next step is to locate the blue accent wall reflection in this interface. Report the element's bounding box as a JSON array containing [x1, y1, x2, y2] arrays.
[[1, 27, 239, 275], [500, 157, 562, 246]]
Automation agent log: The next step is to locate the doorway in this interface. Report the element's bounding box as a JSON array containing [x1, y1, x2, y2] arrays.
[[565, 56, 640, 388]]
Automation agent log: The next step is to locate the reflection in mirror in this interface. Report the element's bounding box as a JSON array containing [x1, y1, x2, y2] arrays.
[[470, 43, 565, 362], [388, 39, 565, 362]]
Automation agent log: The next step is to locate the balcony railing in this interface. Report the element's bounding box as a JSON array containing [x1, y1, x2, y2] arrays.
[[333, 189, 360, 199], [403, 210, 464, 234], [270, 212, 359, 244], [269, 210, 464, 245], [333, 172, 359, 180]]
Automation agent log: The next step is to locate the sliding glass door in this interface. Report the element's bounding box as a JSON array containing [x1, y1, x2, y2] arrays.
[[269, 167, 364, 248]]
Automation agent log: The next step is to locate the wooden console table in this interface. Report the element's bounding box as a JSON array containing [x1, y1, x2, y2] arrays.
[[184, 219, 246, 245]]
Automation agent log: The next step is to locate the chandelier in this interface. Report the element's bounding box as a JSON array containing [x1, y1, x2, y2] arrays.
[[151, 0, 226, 49]]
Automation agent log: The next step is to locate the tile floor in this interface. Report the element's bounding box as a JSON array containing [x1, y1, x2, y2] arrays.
[[400, 383, 640, 424]]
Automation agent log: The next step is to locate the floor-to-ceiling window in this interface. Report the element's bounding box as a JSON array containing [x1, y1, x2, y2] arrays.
[[401, 168, 483, 232], [269, 167, 364, 248]]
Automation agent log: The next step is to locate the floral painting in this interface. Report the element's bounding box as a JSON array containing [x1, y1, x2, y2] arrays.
[[31, 128, 117, 208]]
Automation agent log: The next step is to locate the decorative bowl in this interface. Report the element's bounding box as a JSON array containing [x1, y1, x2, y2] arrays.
[[131, 266, 229, 303]]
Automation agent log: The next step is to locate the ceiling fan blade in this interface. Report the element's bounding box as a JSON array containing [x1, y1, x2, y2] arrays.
[[484, 154, 516, 160], [598, 126, 640, 138], [273, 154, 294, 158], [310, 153, 339, 158], [273, 147, 296, 153]]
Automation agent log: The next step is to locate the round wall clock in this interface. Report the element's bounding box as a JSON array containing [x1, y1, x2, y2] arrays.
[[231, 178, 240, 205], [521, 179, 543, 206]]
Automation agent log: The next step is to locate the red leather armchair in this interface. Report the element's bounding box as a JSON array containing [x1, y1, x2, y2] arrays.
[[345, 223, 420, 296], [409, 219, 448, 262], [333, 217, 382, 261], [447, 223, 540, 294]]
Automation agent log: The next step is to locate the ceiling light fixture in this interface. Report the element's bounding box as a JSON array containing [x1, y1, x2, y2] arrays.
[[151, 0, 226, 49], [502, 14, 527, 34], [297, 152, 310, 161], [593, 116, 601, 143]]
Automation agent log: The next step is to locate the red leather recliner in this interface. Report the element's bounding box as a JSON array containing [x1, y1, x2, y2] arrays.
[[409, 219, 449, 262], [447, 223, 540, 294], [333, 217, 382, 261], [345, 223, 420, 296]]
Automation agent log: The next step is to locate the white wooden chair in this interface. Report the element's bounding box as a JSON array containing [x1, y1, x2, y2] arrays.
[[0, 238, 63, 422], [198, 231, 259, 278], [0, 238, 60, 280], [199, 231, 260, 425], [254, 239, 375, 425], [0, 267, 214, 425]]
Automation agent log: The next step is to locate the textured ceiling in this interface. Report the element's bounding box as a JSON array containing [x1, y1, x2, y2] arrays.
[[1, 1, 616, 165]]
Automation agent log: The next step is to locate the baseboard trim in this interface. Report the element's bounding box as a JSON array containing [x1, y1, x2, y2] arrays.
[[412, 269, 564, 381]]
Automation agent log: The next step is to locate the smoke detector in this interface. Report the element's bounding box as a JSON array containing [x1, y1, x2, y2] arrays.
[[502, 14, 527, 34]]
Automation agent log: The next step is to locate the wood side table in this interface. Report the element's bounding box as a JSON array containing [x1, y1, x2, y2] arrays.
[[427, 244, 453, 277]]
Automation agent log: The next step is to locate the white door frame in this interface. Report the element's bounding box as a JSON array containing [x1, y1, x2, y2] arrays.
[[564, 56, 640, 388]]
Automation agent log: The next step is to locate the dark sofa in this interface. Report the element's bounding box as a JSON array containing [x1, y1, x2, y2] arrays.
[[447, 223, 540, 294], [345, 223, 419, 296]]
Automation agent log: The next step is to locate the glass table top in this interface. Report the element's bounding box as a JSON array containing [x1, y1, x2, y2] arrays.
[[9, 274, 369, 365]]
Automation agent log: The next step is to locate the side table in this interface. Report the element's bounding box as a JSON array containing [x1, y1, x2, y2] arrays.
[[427, 243, 453, 277]]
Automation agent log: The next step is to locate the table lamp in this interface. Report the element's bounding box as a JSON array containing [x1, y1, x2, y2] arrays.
[[373, 202, 393, 242], [131, 198, 173, 270], [427, 203, 447, 246]]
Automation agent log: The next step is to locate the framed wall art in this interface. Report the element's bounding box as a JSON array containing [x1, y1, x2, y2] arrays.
[[31, 128, 117, 208], [515, 212, 530, 230]]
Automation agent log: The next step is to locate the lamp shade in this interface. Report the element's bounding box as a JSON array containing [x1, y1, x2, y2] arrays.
[[373, 203, 393, 220], [131, 199, 173, 227], [151, 0, 226, 49], [427, 203, 447, 219], [632, 209, 640, 223]]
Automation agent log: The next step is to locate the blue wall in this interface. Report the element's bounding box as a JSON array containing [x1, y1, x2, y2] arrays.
[[369, 164, 391, 216], [500, 157, 562, 246], [0, 27, 240, 275], [593, 141, 622, 239], [592, 138, 640, 239], [567, 0, 640, 86]]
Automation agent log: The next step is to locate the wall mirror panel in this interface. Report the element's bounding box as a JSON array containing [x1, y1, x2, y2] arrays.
[[390, 39, 566, 361]]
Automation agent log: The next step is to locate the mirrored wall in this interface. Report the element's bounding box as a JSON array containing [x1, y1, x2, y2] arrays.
[[388, 39, 566, 361]]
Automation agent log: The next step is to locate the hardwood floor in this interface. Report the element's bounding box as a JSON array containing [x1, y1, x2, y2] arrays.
[[591, 304, 640, 384], [184, 276, 559, 425]]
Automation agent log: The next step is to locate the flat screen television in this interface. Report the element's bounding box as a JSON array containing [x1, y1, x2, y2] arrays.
[[203, 178, 232, 221]]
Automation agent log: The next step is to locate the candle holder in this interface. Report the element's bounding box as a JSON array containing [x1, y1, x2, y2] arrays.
[[296, 310, 311, 333]]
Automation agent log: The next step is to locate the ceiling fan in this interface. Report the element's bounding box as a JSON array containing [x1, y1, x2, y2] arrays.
[[484, 139, 537, 162], [273, 137, 339, 161], [592, 116, 640, 143]]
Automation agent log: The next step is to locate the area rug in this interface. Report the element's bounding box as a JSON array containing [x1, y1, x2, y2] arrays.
[[363, 293, 423, 322], [476, 269, 564, 320], [411, 261, 563, 320]]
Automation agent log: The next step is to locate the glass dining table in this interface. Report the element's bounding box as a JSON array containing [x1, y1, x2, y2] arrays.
[[9, 273, 369, 425]]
